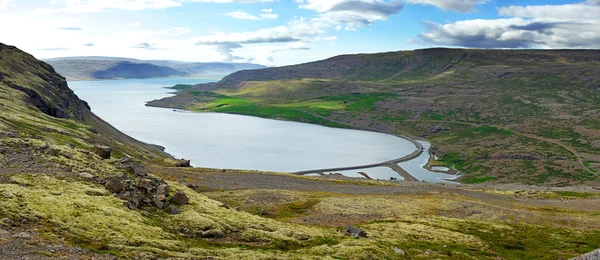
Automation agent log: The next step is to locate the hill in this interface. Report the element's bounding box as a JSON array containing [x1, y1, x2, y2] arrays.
[[149, 48, 600, 186], [2, 42, 600, 259], [45, 57, 266, 80]]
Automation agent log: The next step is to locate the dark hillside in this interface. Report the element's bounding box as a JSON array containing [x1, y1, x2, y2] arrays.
[[220, 48, 600, 84], [92, 61, 189, 79], [153, 48, 600, 185]]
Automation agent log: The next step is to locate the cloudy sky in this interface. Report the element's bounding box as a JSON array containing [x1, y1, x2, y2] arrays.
[[0, 0, 598, 66]]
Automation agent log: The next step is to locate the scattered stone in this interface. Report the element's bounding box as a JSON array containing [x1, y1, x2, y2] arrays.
[[571, 249, 600, 260], [91, 145, 112, 159], [175, 159, 191, 167], [346, 226, 367, 238], [220, 203, 230, 209], [0, 229, 9, 236], [13, 232, 31, 239], [167, 206, 181, 215], [138, 178, 153, 189], [170, 191, 189, 205], [78, 172, 94, 179], [64, 166, 73, 173], [129, 162, 147, 176], [393, 247, 406, 255], [157, 184, 170, 196], [104, 164, 170, 211], [153, 197, 165, 209], [105, 175, 126, 193]]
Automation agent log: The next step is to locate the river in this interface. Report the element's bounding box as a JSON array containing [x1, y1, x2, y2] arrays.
[[69, 78, 457, 183]]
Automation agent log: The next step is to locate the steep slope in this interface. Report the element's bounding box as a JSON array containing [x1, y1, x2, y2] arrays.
[[2, 42, 600, 260], [150, 48, 600, 186]]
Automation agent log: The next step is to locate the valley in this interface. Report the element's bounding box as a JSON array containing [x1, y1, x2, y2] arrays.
[[149, 48, 600, 186]]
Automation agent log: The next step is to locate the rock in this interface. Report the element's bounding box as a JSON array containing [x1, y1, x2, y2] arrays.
[[170, 191, 189, 205], [571, 249, 600, 260], [138, 178, 153, 189], [346, 226, 367, 238], [166, 206, 180, 215], [105, 177, 125, 193], [78, 172, 94, 179], [220, 203, 230, 209], [157, 184, 170, 196], [64, 166, 73, 172], [91, 145, 112, 159], [175, 159, 191, 167], [153, 197, 165, 209], [393, 247, 406, 255], [0, 229, 9, 236], [129, 162, 147, 176], [13, 232, 31, 239], [155, 194, 166, 202]]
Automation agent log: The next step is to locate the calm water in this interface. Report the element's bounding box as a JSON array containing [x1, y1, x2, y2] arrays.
[[69, 78, 456, 182]]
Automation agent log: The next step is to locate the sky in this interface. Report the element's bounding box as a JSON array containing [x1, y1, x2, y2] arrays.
[[0, 0, 598, 66]]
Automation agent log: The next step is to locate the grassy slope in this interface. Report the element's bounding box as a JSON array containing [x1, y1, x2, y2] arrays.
[[149, 48, 600, 186], [1, 43, 600, 259]]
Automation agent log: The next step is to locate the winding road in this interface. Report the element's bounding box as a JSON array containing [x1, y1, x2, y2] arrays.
[[290, 110, 425, 181]]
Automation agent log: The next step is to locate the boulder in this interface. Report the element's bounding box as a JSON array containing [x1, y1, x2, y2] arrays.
[[157, 184, 170, 196], [167, 205, 181, 215], [175, 159, 191, 167], [170, 191, 189, 205], [106, 176, 125, 193], [129, 162, 147, 176], [91, 145, 112, 159], [346, 226, 367, 238]]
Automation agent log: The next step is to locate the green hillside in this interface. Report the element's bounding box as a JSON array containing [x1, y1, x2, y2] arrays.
[[150, 48, 600, 186]]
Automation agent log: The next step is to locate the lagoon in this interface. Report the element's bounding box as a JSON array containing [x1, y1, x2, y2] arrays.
[[70, 78, 455, 182]]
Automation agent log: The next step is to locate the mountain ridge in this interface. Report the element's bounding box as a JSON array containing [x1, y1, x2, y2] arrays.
[[45, 56, 266, 80], [151, 47, 600, 185]]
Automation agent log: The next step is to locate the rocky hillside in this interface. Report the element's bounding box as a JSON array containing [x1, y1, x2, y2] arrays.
[[2, 42, 600, 259], [46, 57, 266, 80], [151, 48, 600, 186]]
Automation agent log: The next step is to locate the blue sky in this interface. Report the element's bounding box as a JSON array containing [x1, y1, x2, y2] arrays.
[[0, 0, 598, 66]]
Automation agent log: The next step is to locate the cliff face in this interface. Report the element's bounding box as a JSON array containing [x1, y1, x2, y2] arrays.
[[0, 43, 90, 120], [0, 42, 168, 160]]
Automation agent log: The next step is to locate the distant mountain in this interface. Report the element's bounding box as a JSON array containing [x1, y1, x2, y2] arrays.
[[92, 62, 189, 79], [44, 57, 266, 80]]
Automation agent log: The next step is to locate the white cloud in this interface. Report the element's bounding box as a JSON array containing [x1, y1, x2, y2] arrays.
[[403, 0, 486, 12], [224, 9, 279, 20], [36, 0, 277, 13], [415, 1, 600, 49], [0, 0, 15, 10], [199, 0, 403, 62]]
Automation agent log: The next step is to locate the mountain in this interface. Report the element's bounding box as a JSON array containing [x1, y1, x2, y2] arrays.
[[2, 43, 600, 259], [45, 57, 266, 80], [149, 48, 600, 186]]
